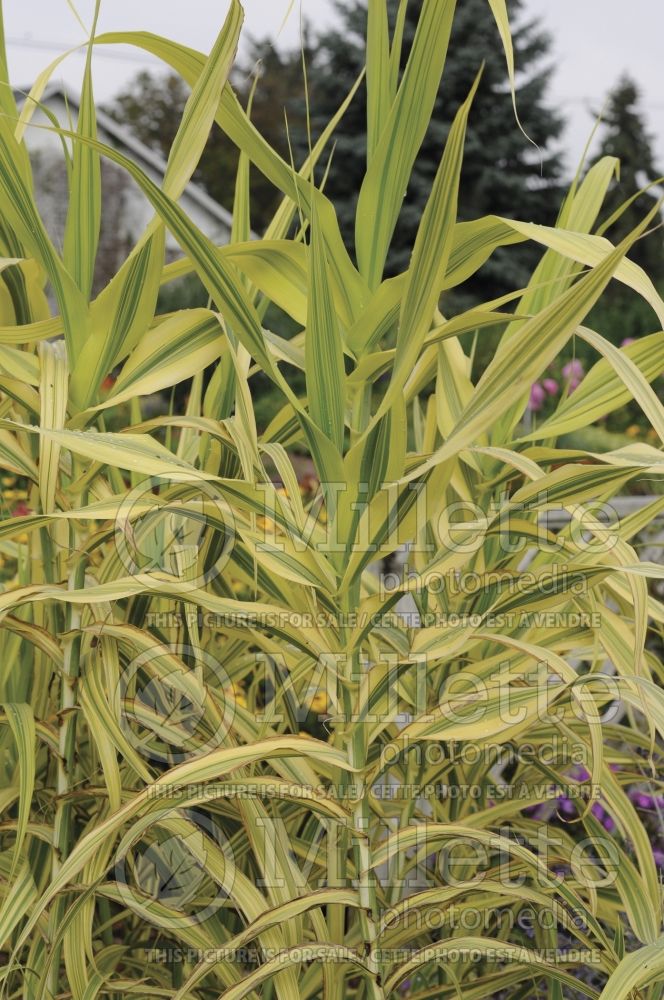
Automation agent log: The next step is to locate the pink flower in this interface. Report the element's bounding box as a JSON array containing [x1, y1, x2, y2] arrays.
[[528, 382, 546, 412], [621, 338, 636, 348], [542, 378, 559, 396], [562, 359, 584, 391]]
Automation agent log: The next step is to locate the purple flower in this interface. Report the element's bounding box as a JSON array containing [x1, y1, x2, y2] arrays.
[[562, 359, 585, 391], [588, 801, 616, 832], [542, 378, 559, 396], [654, 850, 664, 868], [562, 359, 584, 380], [528, 382, 546, 412], [621, 338, 636, 348], [523, 803, 547, 819], [630, 790, 662, 811]]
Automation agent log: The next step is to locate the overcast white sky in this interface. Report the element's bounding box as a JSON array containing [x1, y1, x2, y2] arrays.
[[5, 0, 664, 171]]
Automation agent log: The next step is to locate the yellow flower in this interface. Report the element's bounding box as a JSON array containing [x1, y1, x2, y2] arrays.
[[626, 425, 641, 438], [1, 476, 16, 487], [256, 515, 277, 534], [310, 691, 328, 713], [224, 683, 247, 709]]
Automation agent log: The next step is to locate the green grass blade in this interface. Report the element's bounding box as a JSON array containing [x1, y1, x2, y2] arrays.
[[355, 0, 457, 288], [63, 2, 101, 299]]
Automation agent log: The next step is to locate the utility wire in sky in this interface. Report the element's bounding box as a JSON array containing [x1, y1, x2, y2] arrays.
[[6, 36, 158, 63], [7, 36, 664, 112]]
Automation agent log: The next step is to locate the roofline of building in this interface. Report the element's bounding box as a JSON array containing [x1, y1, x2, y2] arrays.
[[15, 82, 235, 231]]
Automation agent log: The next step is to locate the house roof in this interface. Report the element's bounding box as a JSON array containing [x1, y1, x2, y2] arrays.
[[15, 82, 235, 233]]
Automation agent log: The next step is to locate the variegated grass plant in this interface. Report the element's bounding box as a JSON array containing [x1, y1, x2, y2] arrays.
[[1, 1, 664, 998]]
